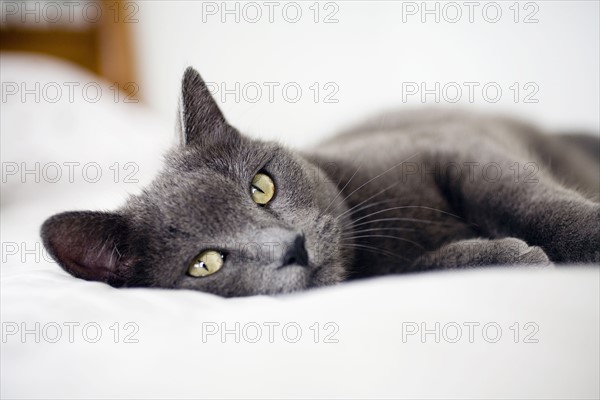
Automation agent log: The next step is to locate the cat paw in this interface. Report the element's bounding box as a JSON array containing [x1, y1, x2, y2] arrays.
[[411, 237, 553, 270], [493, 238, 552, 266]]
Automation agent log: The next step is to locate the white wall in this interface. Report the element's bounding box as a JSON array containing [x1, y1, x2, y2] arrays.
[[130, 1, 600, 147]]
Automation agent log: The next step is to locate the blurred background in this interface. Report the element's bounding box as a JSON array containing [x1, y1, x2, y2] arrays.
[[2, 0, 599, 148]]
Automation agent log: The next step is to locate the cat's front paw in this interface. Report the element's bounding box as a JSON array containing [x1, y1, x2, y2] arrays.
[[411, 237, 553, 270], [502, 238, 552, 266], [444, 237, 552, 267]]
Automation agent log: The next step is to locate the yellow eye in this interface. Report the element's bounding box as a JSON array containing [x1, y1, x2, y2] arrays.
[[187, 250, 224, 277], [251, 172, 275, 205]]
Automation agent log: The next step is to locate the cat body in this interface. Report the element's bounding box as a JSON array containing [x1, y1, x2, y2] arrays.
[[41, 68, 600, 296], [308, 109, 600, 277]]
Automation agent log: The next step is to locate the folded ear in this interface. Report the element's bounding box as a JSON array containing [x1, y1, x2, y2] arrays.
[[41, 211, 142, 286], [178, 67, 239, 147]]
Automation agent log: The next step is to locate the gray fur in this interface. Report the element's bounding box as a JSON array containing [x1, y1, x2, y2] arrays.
[[41, 68, 600, 297]]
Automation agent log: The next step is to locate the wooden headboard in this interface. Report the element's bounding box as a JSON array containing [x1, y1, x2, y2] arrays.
[[1, 0, 137, 98]]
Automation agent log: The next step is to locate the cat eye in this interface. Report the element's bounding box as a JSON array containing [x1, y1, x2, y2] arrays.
[[251, 172, 275, 205], [187, 250, 224, 277]]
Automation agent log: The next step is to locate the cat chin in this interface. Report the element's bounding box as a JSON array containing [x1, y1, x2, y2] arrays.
[[305, 262, 347, 290], [254, 263, 346, 295]]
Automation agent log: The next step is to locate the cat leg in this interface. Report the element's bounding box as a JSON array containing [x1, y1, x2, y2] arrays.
[[441, 152, 600, 263], [411, 238, 551, 271]]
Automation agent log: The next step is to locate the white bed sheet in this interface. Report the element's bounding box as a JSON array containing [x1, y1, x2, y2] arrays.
[[1, 54, 599, 399]]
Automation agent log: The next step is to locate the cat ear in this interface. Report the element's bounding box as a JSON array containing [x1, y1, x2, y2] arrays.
[[178, 67, 236, 147], [41, 211, 141, 286]]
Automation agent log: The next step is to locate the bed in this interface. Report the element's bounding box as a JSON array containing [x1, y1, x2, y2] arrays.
[[1, 53, 598, 399]]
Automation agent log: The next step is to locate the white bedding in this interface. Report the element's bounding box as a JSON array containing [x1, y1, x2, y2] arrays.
[[1, 54, 599, 399]]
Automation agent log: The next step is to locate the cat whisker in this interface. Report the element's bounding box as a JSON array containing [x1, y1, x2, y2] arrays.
[[341, 234, 424, 249], [337, 198, 402, 221], [329, 152, 420, 216], [341, 227, 416, 236], [320, 160, 363, 217], [334, 182, 406, 221], [345, 217, 456, 230], [340, 243, 409, 262], [343, 205, 466, 229]]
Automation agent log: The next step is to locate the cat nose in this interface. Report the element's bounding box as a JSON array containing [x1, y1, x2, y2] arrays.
[[281, 235, 309, 268]]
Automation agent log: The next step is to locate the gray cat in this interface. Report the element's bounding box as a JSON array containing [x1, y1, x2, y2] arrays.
[[41, 68, 600, 297]]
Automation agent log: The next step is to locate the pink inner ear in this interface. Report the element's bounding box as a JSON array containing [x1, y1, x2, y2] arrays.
[[57, 242, 119, 283], [41, 211, 132, 285]]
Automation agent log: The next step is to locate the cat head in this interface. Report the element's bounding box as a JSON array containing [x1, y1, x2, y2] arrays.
[[41, 68, 351, 296]]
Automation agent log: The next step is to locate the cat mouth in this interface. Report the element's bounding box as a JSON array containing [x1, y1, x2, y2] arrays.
[[272, 258, 324, 291], [276, 263, 311, 270]]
